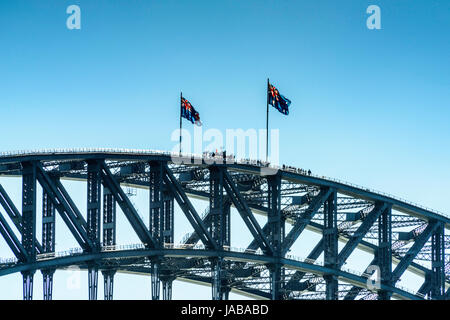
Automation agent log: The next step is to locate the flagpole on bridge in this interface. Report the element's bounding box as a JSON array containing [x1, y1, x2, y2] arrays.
[[266, 78, 269, 163], [180, 91, 182, 155]]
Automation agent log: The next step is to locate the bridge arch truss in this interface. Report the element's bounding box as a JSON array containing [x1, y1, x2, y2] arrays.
[[0, 149, 448, 300]]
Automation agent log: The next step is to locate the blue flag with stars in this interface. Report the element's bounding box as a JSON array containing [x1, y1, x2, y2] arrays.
[[181, 97, 202, 126], [268, 82, 291, 115]]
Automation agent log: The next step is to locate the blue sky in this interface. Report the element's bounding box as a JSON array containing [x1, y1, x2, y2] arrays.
[[0, 0, 449, 299]]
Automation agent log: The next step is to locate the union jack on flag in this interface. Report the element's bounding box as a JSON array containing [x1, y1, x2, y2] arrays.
[[181, 97, 202, 126], [268, 82, 291, 115]]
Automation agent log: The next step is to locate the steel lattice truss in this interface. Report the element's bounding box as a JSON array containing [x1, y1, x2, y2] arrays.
[[0, 149, 448, 300]]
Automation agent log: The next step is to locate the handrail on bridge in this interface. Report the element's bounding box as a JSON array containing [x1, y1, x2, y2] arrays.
[[0, 241, 422, 298]]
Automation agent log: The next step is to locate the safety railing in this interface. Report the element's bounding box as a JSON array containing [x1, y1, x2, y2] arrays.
[[0, 241, 425, 298]]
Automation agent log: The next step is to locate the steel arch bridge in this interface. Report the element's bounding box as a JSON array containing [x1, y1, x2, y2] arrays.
[[0, 149, 448, 300]]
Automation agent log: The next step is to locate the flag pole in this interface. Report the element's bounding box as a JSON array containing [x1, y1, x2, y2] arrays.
[[266, 78, 269, 162], [180, 91, 182, 155]]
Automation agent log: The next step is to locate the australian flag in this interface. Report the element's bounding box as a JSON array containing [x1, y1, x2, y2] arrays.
[[268, 82, 291, 115], [181, 97, 202, 126]]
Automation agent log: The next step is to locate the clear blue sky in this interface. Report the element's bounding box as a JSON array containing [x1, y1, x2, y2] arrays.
[[0, 0, 449, 299]]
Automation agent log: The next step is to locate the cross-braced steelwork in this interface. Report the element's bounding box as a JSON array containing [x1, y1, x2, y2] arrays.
[[0, 149, 448, 300]]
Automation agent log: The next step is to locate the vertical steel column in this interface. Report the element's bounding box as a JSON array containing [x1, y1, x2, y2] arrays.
[[430, 221, 445, 300], [88, 268, 98, 300], [223, 287, 231, 300], [102, 186, 116, 246], [377, 205, 392, 300], [209, 166, 229, 300], [42, 271, 54, 300], [151, 262, 161, 300], [267, 174, 284, 300], [323, 189, 338, 300], [102, 186, 116, 300], [223, 200, 231, 247], [150, 161, 164, 300], [162, 188, 174, 245], [87, 161, 102, 249], [22, 272, 34, 301], [87, 161, 101, 300], [209, 166, 226, 247], [22, 161, 37, 300], [150, 162, 164, 243], [211, 257, 232, 300], [102, 270, 115, 300], [42, 188, 56, 300], [161, 276, 175, 300], [161, 186, 175, 300], [211, 259, 221, 300], [224, 199, 231, 298]]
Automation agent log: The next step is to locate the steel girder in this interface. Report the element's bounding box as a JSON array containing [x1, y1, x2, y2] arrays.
[[149, 161, 164, 300], [149, 161, 176, 300], [0, 208, 29, 261], [87, 161, 102, 250], [150, 161, 165, 246], [36, 163, 93, 251], [208, 166, 229, 249], [247, 223, 270, 251], [0, 151, 447, 300], [222, 170, 273, 255], [21, 162, 37, 300], [284, 239, 324, 293], [208, 165, 230, 300], [42, 269, 54, 300], [101, 185, 117, 300], [41, 189, 55, 300], [86, 161, 102, 300], [323, 189, 338, 300], [287, 204, 392, 300], [286, 201, 387, 298], [344, 220, 444, 300], [392, 222, 439, 282], [163, 163, 218, 251], [282, 188, 332, 256], [377, 205, 393, 300], [430, 222, 445, 299], [0, 184, 43, 254], [100, 161, 158, 249], [267, 173, 284, 299], [21, 162, 37, 260], [102, 269, 115, 300], [0, 247, 425, 299], [338, 203, 388, 268], [102, 187, 116, 247]]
